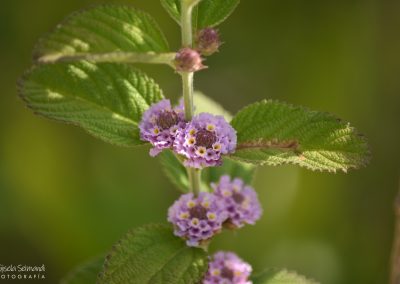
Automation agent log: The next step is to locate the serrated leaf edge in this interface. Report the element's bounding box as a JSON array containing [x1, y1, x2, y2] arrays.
[[230, 99, 371, 173]]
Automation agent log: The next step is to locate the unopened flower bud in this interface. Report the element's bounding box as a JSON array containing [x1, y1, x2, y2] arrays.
[[196, 28, 221, 56], [174, 48, 206, 72]]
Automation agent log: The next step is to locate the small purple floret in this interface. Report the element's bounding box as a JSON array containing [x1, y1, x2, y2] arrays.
[[203, 251, 252, 284], [139, 99, 186, 157], [167, 192, 227, 247], [174, 113, 237, 168], [212, 175, 262, 228]]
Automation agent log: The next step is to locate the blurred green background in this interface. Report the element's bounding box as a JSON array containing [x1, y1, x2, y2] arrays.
[[1, 0, 399, 283]]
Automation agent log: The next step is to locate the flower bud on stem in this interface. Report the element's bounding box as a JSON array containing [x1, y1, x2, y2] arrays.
[[196, 28, 221, 56]]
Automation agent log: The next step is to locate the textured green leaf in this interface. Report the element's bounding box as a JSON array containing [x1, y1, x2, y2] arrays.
[[18, 62, 164, 147], [61, 256, 104, 284], [160, 0, 240, 28], [230, 100, 370, 172], [98, 224, 208, 284], [34, 5, 169, 63], [252, 269, 318, 284]]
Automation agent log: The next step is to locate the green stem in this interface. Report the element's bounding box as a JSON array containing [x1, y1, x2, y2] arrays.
[[182, 72, 194, 121], [188, 168, 201, 195], [181, 0, 200, 47], [180, 0, 202, 195]]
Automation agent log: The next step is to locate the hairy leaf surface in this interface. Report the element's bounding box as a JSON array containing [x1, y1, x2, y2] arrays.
[[18, 62, 163, 146], [99, 224, 208, 284], [231, 100, 370, 172], [34, 5, 169, 63]]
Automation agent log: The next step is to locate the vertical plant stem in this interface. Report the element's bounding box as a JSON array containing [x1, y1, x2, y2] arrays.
[[180, 0, 201, 195], [188, 168, 202, 194], [391, 180, 400, 284], [182, 72, 194, 121]]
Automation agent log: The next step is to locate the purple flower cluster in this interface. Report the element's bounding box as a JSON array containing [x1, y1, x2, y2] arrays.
[[167, 192, 227, 247], [168, 176, 262, 247], [212, 175, 262, 228], [139, 100, 236, 168], [203, 251, 252, 284], [139, 99, 185, 157], [174, 113, 237, 168]]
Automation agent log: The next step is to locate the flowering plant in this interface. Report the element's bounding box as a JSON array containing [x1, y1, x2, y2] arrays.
[[18, 0, 370, 283]]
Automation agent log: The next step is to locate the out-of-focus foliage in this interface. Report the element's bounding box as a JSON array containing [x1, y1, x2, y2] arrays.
[[252, 268, 318, 284], [0, 0, 399, 283]]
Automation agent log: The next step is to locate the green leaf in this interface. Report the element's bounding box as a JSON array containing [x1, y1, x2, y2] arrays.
[[197, 0, 240, 28], [160, 0, 240, 28], [98, 224, 208, 284], [61, 256, 104, 284], [252, 269, 318, 284], [230, 100, 370, 172], [18, 62, 164, 147], [34, 5, 169, 63], [160, 0, 181, 25], [159, 150, 191, 193]]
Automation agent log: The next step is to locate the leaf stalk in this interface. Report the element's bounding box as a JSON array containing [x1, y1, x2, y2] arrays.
[[37, 52, 176, 66]]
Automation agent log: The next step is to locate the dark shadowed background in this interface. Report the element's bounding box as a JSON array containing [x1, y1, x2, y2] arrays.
[[0, 0, 399, 283]]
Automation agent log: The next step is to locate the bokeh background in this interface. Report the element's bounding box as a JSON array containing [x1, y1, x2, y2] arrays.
[[1, 0, 399, 283]]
